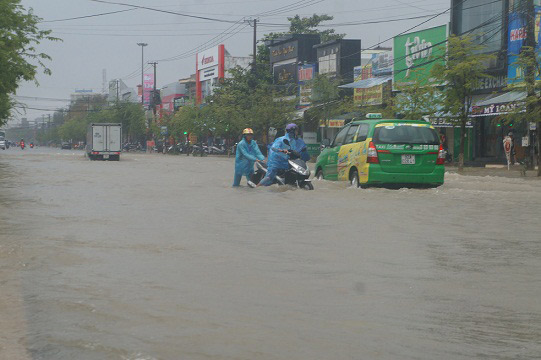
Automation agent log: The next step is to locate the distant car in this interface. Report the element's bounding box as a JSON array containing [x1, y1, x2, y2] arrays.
[[0, 138, 6, 150], [315, 114, 445, 188], [61, 142, 72, 150]]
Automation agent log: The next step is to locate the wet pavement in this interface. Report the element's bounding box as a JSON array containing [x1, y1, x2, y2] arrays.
[[1, 147, 540, 360]]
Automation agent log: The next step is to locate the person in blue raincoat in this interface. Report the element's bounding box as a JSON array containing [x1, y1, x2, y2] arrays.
[[233, 128, 265, 187], [258, 123, 304, 186]]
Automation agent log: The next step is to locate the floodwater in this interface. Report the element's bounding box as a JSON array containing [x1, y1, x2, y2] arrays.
[[1, 147, 540, 360]]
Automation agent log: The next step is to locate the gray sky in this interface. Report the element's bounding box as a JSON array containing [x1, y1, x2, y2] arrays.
[[14, 0, 449, 123]]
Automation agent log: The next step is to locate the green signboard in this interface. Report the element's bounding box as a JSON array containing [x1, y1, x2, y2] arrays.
[[393, 25, 447, 88]]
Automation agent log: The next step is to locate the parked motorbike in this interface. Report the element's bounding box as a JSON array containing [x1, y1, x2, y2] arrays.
[[191, 143, 208, 156], [209, 144, 227, 155], [251, 141, 313, 190]]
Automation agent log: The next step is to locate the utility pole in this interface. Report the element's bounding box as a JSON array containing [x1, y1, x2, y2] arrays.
[[137, 43, 148, 107], [148, 62, 158, 116], [253, 18, 257, 72], [245, 18, 258, 72], [116, 79, 120, 102], [523, 0, 539, 172]]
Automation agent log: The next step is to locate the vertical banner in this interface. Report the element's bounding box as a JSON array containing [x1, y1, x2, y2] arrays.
[[143, 73, 154, 106], [507, 8, 541, 84]]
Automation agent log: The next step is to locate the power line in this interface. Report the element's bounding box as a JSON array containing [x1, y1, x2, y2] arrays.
[[41, 8, 137, 23], [89, 0, 241, 23]]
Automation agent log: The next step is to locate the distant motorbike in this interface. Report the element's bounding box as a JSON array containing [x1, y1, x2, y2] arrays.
[[29, 143, 34, 148], [191, 143, 208, 156], [20, 142, 25, 150], [251, 141, 313, 190], [209, 144, 227, 155]]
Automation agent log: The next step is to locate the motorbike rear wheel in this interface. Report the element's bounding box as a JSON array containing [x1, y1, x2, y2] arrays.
[[300, 181, 314, 190]]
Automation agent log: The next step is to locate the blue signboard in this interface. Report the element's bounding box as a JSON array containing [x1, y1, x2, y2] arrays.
[[507, 9, 541, 84]]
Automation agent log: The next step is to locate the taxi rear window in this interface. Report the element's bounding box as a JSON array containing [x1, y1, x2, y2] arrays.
[[373, 124, 439, 145]]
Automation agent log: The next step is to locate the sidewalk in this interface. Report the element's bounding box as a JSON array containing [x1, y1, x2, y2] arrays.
[[445, 164, 540, 178]]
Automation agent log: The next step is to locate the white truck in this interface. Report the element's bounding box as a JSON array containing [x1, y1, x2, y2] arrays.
[[86, 123, 122, 161]]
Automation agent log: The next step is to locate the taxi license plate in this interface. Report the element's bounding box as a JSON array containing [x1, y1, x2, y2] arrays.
[[401, 154, 415, 165], [103, 155, 109, 159]]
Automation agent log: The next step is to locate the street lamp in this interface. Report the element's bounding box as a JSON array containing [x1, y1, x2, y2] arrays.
[[137, 43, 148, 106]]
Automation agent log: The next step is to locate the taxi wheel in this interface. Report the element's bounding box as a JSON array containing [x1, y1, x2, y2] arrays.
[[315, 169, 324, 180], [350, 170, 360, 188]]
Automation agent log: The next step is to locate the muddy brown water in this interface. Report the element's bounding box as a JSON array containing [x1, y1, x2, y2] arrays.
[[1, 148, 540, 360]]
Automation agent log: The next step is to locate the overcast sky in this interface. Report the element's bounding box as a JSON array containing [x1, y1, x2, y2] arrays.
[[13, 0, 449, 124]]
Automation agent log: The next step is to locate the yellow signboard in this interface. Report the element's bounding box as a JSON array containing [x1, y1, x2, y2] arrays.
[[319, 119, 345, 128], [354, 84, 384, 106]]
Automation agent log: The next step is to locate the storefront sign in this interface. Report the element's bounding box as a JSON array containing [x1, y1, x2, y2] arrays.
[[393, 25, 447, 87], [197, 46, 219, 70], [354, 84, 384, 106], [430, 118, 473, 128], [303, 132, 318, 144], [270, 41, 298, 63], [471, 101, 524, 117], [317, 45, 339, 75], [353, 65, 363, 80], [473, 74, 507, 92], [274, 63, 297, 84], [319, 119, 345, 128], [201, 66, 218, 80]]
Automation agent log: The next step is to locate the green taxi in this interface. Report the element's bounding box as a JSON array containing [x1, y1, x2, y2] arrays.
[[315, 115, 445, 187]]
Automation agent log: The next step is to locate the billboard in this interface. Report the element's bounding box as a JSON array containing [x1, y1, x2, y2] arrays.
[[393, 25, 447, 87], [507, 8, 541, 84], [143, 73, 154, 106], [371, 51, 393, 76], [298, 64, 315, 107], [354, 84, 384, 106], [274, 63, 298, 96], [196, 45, 225, 104]]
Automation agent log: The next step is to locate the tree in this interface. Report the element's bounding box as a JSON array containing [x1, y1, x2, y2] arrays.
[[393, 79, 440, 120], [310, 73, 341, 139], [0, 0, 59, 125], [431, 34, 495, 170], [505, 45, 541, 176]]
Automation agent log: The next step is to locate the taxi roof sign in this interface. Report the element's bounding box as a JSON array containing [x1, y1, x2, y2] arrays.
[[366, 113, 382, 119]]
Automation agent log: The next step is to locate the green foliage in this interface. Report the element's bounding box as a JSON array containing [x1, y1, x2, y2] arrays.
[[430, 34, 495, 169], [393, 80, 440, 120], [39, 97, 146, 143], [0, 0, 60, 125], [169, 66, 295, 143]]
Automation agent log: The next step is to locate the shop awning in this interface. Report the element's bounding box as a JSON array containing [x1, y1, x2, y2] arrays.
[[338, 76, 392, 89], [474, 91, 526, 106]]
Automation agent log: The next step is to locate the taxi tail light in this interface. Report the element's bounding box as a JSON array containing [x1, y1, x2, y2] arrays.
[[436, 145, 445, 165], [367, 141, 379, 164]]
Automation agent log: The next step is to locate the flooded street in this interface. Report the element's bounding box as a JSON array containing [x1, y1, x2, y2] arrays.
[[1, 147, 540, 360]]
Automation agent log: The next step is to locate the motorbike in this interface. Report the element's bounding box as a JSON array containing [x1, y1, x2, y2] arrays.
[[251, 140, 313, 190], [29, 143, 34, 148], [191, 143, 208, 156], [209, 144, 227, 155], [20, 142, 25, 150]]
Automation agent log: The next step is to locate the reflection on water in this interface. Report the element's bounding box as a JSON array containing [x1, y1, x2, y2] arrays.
[[1, 148, 540, 360]]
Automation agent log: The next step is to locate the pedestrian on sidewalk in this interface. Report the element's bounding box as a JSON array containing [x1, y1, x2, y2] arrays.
[[233, 128, 265, 187]]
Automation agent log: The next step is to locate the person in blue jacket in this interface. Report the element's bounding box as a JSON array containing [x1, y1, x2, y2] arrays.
[[259, 123, 307, 186], [233, 128, 265, 187]]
